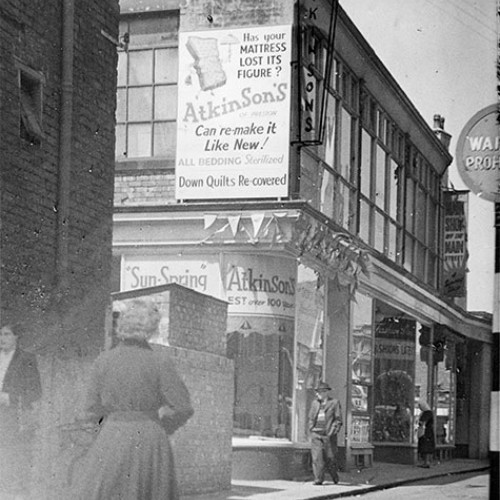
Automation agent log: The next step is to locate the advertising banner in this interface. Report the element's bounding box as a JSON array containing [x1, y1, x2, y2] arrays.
[[222, 254, 296, 319], [121, 255, 222, 297], [442, 191, 469, 298], [120, 253, 296, 319], [175, 25, 292, 200]]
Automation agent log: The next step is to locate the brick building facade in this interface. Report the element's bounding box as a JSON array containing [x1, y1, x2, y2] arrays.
[[112, 0, 492, 483], [0, 1, 119, 496]]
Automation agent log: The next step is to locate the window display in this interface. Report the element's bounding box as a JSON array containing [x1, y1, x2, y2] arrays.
[[295, 265, 325, 443], [350, 293, 373, 444], [373, 310, 415, 443]]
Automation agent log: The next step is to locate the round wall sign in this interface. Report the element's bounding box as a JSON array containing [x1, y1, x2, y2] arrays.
[[455, 104, 500, 203]]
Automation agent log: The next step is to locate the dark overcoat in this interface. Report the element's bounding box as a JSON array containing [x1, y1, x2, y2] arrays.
[[73, 338, 194, 500], [418, 409, 436, 455]]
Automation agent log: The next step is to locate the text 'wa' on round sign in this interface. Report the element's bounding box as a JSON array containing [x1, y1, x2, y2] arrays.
[[456, 104, 500, 203]]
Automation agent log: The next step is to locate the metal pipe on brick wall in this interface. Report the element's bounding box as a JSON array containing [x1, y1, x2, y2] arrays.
[[56, 0, 74, 291]]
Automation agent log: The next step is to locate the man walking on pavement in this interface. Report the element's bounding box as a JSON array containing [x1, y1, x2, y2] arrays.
[[308, 381, 343, 486]]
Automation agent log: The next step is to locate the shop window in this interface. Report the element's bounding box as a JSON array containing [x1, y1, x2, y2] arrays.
[[433, 329, 456, 446], [295, 265, 325, 443], [228, 318, 294, 439], [373, 307, 416, 443], [350, 294, 374, 445], [19, 68, 44, 145]]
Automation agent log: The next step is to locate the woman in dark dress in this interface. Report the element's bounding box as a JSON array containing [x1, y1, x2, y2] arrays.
[[417, 399, 435, 468], [0, 324, 42, 497], [73, 299, 194, 500]]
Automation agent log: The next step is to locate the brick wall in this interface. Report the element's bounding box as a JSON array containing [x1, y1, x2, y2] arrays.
[[113, 283, 228, 356], [0, 1, 119, 498], [180, 0, 293, 31], [114, 170, 176, 206], [0, 0, 118, 353], [112, 284, 234, 495], [167, 346, 234, 495]]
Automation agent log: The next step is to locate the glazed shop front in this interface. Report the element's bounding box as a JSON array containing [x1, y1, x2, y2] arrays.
[[113, 208, 490, 475]]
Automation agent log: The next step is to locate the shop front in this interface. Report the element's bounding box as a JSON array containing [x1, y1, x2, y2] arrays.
[[113, 204, 491, 476]]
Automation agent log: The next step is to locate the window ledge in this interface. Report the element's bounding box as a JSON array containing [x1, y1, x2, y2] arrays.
[[115, 158, 175, 173]]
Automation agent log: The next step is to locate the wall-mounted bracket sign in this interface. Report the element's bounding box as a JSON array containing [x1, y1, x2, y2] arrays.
[[294, 0, 340, 146], [455, 104, 500, 203]]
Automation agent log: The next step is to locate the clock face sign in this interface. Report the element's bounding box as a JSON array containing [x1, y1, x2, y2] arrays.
[[455, 104, 500, 203]]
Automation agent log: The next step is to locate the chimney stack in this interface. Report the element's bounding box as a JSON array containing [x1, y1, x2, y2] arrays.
[[433, 114, 451, 150]]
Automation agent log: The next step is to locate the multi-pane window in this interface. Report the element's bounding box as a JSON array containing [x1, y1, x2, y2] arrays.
[[313, 58, 359, 232], [402, 148, 441, 286], [116, 15, 178, 160], [302, 76, 442, 288], [298, 30, 445, 289], [359, 92, 403, 262]]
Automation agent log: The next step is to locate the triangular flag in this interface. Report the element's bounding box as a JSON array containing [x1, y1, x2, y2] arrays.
[[250, 213, 265, 237], [204, 214, 218, 229], [227, 215, 241, 237]]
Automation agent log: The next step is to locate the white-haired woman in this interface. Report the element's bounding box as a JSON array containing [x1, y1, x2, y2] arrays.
[[73, 299, 194, 500]]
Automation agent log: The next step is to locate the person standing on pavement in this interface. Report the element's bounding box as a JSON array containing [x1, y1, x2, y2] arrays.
[[308, 381, 343, 485], [72, 299, 194, 500], [417, 399, 435, 468], [0, 323, 42, 498]]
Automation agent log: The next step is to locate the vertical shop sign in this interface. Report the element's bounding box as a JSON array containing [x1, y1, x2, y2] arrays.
[[295, 0, 339, 145], [442, 191, 469, 298], [175, 25, 292, 200]]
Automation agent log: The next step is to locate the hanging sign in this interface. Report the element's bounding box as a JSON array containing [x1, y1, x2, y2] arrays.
[[442, 191, 469, 298], [455, 104, 500, 203]]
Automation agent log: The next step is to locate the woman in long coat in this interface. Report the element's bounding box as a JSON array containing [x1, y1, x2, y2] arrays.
[[73, 299, 194, 500], [0, 323, 42, 497], [417, 399, 435, 468]]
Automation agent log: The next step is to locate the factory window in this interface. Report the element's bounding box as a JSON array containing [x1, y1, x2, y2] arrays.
[[358, 92, 441, 288], [19, 67, 44, 145], [116, 12, 179, 160], [402, 148, 441, 287], [359, 96, 404, 267]]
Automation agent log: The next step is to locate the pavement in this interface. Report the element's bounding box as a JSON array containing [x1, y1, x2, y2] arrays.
[[181, 458, 490, 500]]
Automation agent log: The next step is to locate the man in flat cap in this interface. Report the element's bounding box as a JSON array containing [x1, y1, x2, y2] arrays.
[[308, 381, 343, 485]]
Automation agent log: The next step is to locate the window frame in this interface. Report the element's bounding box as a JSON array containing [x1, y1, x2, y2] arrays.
[[17, 63, 45, 145], [116, 15, 179, 161]]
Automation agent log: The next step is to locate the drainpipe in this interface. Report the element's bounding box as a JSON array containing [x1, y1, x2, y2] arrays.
[[57, 0, 74, 293]]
